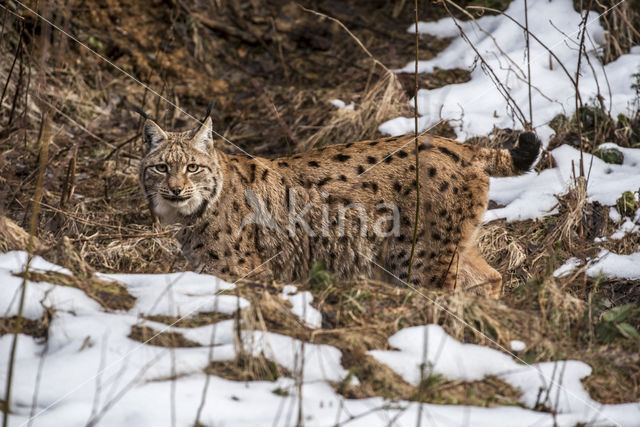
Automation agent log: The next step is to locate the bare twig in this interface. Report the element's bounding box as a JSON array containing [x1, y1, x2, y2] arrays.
[[27, 300, 51, 427], [85, 352, 165, 427], [406, 0, 420, 286], [251, 79, 298, 152], [575, 0, 594, 179], [298, 5, 392, 75], [524, 0, 533, 128], [467, 5, 581, 91], [193, 296, 221, 425], [441, 0, 528, 126], [0, 21, 23, 111], [3, 110, 51, 427]]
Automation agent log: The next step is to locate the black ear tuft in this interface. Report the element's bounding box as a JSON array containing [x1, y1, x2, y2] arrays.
[[203, 100, 215, 122], [195, 100, 216, 133], [131, 105, 149, 120]]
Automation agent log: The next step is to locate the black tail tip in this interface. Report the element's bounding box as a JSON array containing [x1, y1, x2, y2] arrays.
[[511, 131, 541, 172]]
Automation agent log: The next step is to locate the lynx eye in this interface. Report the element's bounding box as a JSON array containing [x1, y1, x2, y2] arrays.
[[155, 164, 168, 173], [186, 164, 199, 173]]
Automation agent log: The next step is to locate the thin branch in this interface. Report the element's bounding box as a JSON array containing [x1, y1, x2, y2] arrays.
[[0, 21, 23, 109], [441, 0, 528, 126], [3, 110, 51, 427], [193, 296, 221, 425], [297, 4, 392, 75], [575, 0, 594, 178], [524, 0, 533, 127], [467, 5, 581, 93], [85, 353, 165, 427], [406, 0, 420, 286]]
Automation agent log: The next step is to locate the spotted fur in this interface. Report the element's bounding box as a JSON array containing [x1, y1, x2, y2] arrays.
[[139, 117, 540, 298]]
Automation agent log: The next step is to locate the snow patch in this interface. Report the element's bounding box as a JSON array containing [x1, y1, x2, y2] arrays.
[[2, 252, 639, 425], [485, 144, 640, 222], [553, 257, 581, 278], [380, 0, 640, 142], [587, 250, 640, 280], [509, 340, 526, 352], [281, 285, 323, 328], [371, 325, 639, 425], [329, 99, 355, 110]]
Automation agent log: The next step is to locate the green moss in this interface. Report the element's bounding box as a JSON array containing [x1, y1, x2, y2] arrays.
[[309, 260, 333, 291], [616, 191, 637, 217], [592, 146, 623, 165]]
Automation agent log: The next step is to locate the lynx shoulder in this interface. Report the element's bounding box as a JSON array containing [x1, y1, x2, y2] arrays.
[[139, 116, 539, 298]]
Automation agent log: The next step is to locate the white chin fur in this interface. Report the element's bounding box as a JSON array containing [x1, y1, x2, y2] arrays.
[[153, 193, 204, 221]]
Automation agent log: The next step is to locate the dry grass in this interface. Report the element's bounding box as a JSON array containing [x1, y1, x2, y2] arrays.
[[205, 356, 290, 383], [15, 269, 136, 312], [0, 316, 48, 339], [144, 312, 233, 328], [301, 70, 409, 150], [582, 348, 640, 404], [477, 223, 527, 289], [595, 0, 640, 64], [0, 215, 40, 253], [128, 325, 200, 348]]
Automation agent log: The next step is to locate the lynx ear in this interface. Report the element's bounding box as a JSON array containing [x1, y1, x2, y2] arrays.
[[143, 120, 167, 153], [191, 116, 214, 153]]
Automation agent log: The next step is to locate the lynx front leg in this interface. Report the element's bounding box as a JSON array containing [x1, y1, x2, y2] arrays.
[[458, 246, 502, 299]]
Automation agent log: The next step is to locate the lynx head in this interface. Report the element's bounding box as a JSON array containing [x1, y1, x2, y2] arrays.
[[139, 116, 223, 222]]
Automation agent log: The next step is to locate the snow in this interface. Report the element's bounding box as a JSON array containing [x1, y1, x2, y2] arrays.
[[485, 144, 640, 222], [0, 252, 351, 426], [553, 257, 581, 278], [608, 208, 640, 240], [378, 0, 640, 233], [371, 325, 639, 425], [610, 218, 639, 240], [281, 285, 323, 328], [610, 207, 622, 224], [587, 250, 640, 280], [509, 340, 526, 352], [553, 250, 640, 281], [379, 0, 640, 142], [3, 252, 639, 426], [100, 271, 248, 316], [329, 99, 355, 110]]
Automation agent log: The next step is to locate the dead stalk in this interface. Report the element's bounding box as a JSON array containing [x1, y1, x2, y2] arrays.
[[524, 0, 533, 128], [407, 0, 421, 287], [0, 21, 23, 111], [194, 296, 221, 425], [298, 5, 391, 75], [441, 0, 527, 126], [467, 5, 581, 92], [3, 110, 51, 427], [575, 0, 594, 179]]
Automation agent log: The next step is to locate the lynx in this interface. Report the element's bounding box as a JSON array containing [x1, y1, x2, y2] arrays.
[[139, 116, 539, 298]]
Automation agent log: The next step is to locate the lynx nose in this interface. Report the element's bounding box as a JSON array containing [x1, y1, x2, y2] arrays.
[[171, 186, 183, 195]]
